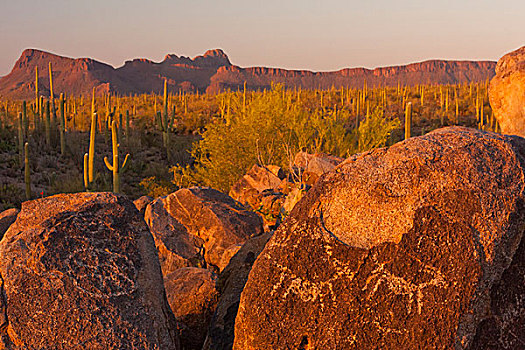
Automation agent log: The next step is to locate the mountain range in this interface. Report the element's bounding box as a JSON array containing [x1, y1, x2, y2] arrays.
[[0, 48, 496, 99]]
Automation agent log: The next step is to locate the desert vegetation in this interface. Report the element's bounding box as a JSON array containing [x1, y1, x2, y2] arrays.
[[0, 69, 496, 210]]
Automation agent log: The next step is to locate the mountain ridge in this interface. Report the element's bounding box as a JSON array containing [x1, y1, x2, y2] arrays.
[[0, 48, 496, 99]]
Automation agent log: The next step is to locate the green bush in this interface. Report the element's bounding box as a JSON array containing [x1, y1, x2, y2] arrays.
[[173, 85, 399, 192]]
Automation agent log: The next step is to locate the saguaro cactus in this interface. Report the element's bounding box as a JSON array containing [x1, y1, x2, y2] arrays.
[[405, 102, 412, 140], [45, 100, 51, 146], [455, 89, 459, 124], [125, 110, 130, 145], [24, 142, 31, 200], [48, 62, 54, 100], [49, 62, 56, 133], [18, 113, 24, 166], [83, 153, 89, 191], [22, 101, 28, 140], [38, 96, 44, 129], [86, 112, 97, 189], [162, 80, 170, 147], [157, 79, 173, 153], [59, 93, 66, 155], [104, 120, 129, 193], [35, 66, 39, 113]]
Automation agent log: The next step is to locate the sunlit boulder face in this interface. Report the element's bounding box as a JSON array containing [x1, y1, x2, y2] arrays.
[[489, 46, 525, 136], [234, 127, 525, 349], [0, 193, 179, 349], [144, 187, 264, 274]]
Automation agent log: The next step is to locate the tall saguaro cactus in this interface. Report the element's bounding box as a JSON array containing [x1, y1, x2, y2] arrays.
[[18, 113, 24, 166], [45, 100, 51, 146], [24, 142, 31, 200], [48, 62, 54, 100], [104, 120, 129, 193], [158, 79, 172, 152], [49, 62, 56, 136], [83, 153, 89, 191], [405, 102, 412, 140], [22, 101, 28, 140], [85, 112, 97, 190], [59, 93, 66, 155], [35, 67, 39, 114], [125, 110, 130, 145]]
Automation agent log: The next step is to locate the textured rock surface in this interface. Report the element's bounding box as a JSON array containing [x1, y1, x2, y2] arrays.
[[229, 164, 283, 207], [164, 267, 219, 350], [0, 193, 179, 349], [234, 127, 525, 349], [0, 208, 18, 239], [294, 152, 344, 185], [145, 196, 204, 275], [203, 232, 272, 350], [145, 187, 263, 274], [489, 46, 525, 137], [133, 195, 153, 216]]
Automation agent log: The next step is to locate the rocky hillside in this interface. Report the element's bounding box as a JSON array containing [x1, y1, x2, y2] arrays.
[[0, 48, 496, 98]]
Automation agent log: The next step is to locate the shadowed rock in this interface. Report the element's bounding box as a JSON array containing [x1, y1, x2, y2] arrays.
[[0, 193, 179, 349], [164, 267, 219, 350], [489, 46, 525, 136], [203, 232, 272, 350], [234, 127, 525, 349], [0, 208, 18, 240]]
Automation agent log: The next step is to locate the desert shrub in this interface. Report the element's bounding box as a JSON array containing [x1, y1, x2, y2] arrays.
[[0, 183, 24, 211], [140, 176, 177, 198], [173, 85, 399, 192], [357, 107, 400, 152]]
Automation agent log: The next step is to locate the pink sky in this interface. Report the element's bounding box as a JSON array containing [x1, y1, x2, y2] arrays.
[[1, 0, 524, 76]]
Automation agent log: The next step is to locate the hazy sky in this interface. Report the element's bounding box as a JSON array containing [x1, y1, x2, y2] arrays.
[[1, 0, 524, 76]]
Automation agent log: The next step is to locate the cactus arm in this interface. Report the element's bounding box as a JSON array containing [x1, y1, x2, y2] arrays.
[[104, 156, 114, 171], [83, 153, 89, 191], [121, 153, 130, 170], [405, 102, 412, 140], [59, 93, 66, 155], [48, 62, 54, 100], [35, 66, 39, 110], [88, 112, 96, 183]]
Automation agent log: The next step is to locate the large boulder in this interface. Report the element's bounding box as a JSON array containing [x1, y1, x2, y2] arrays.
[[0, 208, 18, 239], [489, 46, 525, 136], [0, 193, 179, 349], [203, 232, 272, 350], [234, 127, 525, 349], [164, 267, 219, 350], [145, 187, 263, 274]]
